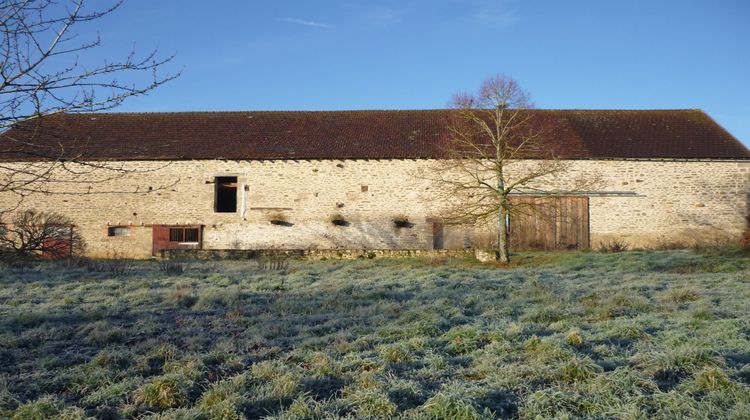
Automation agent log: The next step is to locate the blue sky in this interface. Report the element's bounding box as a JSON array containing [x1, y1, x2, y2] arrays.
[[91, 0, 749, 143]]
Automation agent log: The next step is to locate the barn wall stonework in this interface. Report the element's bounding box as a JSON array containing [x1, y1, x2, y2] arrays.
[[1, 159, 748, 258]]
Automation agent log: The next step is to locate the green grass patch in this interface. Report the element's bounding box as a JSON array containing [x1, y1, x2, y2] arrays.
[[1, 249, 750, 417]]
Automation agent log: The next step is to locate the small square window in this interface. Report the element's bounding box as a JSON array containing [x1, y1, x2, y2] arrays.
[[107, 226, 130, 237], [361, 185, 369, 192]]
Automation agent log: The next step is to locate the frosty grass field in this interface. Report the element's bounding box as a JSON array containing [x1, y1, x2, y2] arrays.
[[2, 248, 750, 418]]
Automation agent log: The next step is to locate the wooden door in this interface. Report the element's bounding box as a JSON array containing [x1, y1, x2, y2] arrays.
[[509, 196, 589, 250], [152, 225, 170, 256]]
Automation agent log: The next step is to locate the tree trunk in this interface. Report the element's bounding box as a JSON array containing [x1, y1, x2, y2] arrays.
[[497, 204, 510, 263]]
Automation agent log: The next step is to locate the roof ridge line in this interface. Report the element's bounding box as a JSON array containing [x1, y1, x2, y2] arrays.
[[60, 108, 706, 116]]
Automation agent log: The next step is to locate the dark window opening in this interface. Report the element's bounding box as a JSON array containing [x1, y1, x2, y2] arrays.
[[215, 176, 238, 213], [169, 227, 200, 243], [107, 226, 130, 237], [432, 222, 444, 250]]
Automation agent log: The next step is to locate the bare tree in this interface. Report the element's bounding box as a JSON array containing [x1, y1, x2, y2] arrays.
[[0, 209, 85, 259], [0, 0, 179, 211], [428, 74, 597, 263]]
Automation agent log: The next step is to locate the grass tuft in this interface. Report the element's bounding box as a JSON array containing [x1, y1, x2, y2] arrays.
[[566, 330, 584, 347], [11, 396, 61, 419], [442, 325, 488, 354], [347, 388, 398, 418], [683, 367, 735, 392], [419, 390, 493, 420], [134, 374, 191, 409], [663, 287, 701, 304]]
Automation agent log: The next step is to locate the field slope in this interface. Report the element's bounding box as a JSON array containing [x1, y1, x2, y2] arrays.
[[2, 250, 750, 418]]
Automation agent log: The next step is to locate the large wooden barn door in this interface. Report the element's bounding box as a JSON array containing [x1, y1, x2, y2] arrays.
[[509, 196, 589, 250]]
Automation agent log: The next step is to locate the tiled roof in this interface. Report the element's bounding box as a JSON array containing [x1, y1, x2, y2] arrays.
[[1, 109, 747, 161]]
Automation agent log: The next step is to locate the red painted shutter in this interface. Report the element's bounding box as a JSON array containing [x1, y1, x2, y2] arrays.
[[42, 239, 71, 259], [152, 225, 171, 256]]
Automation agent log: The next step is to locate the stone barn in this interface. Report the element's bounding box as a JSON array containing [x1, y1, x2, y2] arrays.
[[0, 109, 748, 259]]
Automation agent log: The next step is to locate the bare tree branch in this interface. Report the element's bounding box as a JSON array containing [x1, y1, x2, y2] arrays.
[[0, 0, 180, 215], [0, 208, 86, 259]]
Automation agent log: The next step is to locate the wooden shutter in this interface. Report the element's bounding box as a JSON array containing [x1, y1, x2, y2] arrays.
[[152, 225, 171, 256]]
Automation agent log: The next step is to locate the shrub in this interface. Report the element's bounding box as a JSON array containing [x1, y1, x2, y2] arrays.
[[0, 258, 35, 270], [689, 235, 735, 252], [656, 235, 734, 251], [0, 210, 86, 260], [85, 249, 136, 276], [598, 239, 629, 253], [54, 256, 91, 269], [257, 251, 289, 271], [158, 261, 186, 275], [654, 238, 691, 250]]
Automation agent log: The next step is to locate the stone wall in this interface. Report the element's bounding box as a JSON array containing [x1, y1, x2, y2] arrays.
[[0, 159, 747, 258], [161, 248, 473, 261]]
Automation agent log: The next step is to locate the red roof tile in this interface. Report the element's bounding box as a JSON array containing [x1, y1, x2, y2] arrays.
[[1, 109, 747, 161]]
